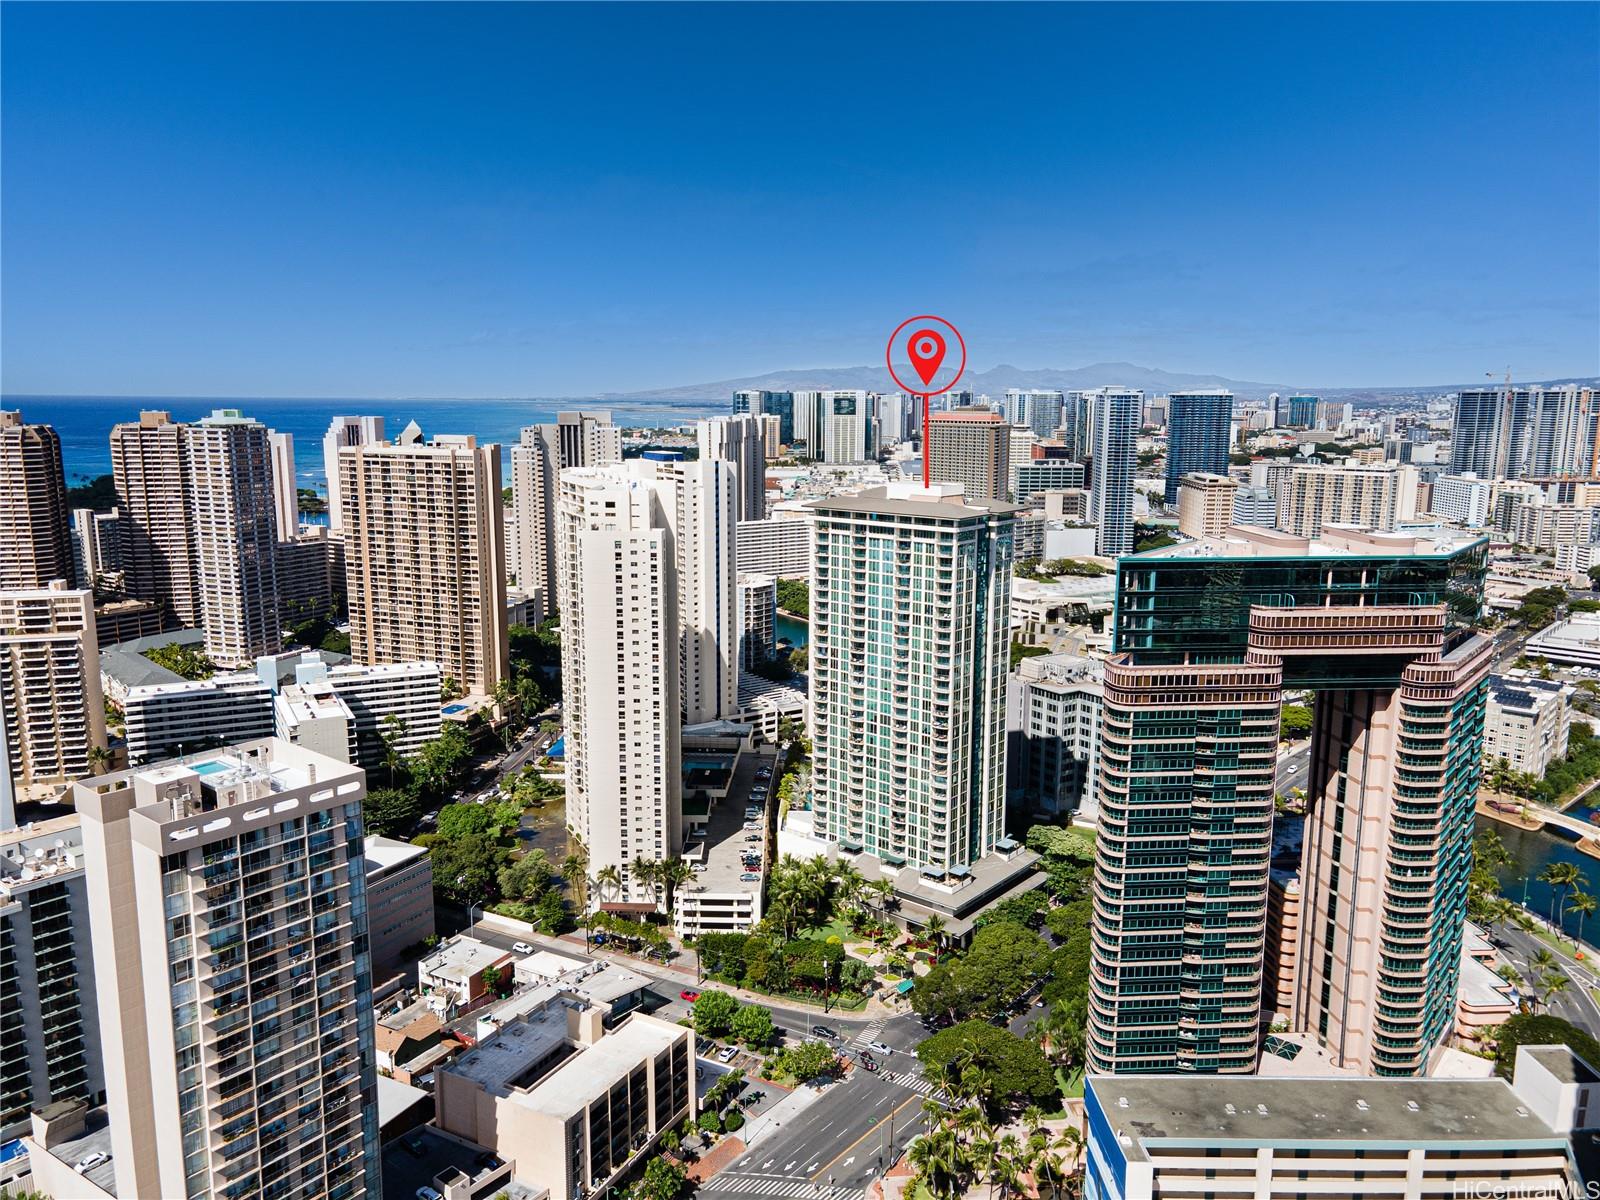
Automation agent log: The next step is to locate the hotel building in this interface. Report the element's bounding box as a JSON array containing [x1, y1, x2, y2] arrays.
[[0, 410, 74, 590], [1275, 462, 1420, 539], [110, 409, 283, 667], [340, 423, 509, 697], [74, 739, 381, 1199], [0, 583, 107, 816], [320, 415, 385, 530], [557, 463, 682, 908], [926, 410, 1011, 503], [698, 414, 768, 522], [738, 573, 777, 670], [1087, 525, 1492, 1077], [1176, 472, 1239, 540], [809, 483, 1014, 872]]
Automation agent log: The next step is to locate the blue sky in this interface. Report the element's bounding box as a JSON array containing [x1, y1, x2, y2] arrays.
[[3, 2, 1596, 396]]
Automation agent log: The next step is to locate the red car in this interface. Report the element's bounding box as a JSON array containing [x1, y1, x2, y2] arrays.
[[681, 990, 700, 1002]]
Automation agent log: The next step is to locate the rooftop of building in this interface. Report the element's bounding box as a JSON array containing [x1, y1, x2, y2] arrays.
[[98, 627, 207, 690], [365, 835, 431, 875], [506, 1014, 684, 1118], [1129, 523, 1485, 562], [28, 1105, 118, 1195], [420, 935, 514, 986], [276, 681, 353, 723], [511, 952, 653, 1008], [737, 672, 808, 709], [929, 410, 1003, 423], [1, 812, 85, 888], [1086, 1074, 1566, 1156], [808, 481, 1020, 520], [1489, 672, 1574, 710], [446, 989, 578, 1096], [1012, 652, 1104, 687], [1525, 1044, 1600, 1085]]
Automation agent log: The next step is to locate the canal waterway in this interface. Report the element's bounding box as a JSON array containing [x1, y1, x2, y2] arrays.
[[1479, 812, 1600, 952]]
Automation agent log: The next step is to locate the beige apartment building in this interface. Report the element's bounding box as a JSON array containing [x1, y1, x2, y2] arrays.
[[1274, 462, 1419, 538], [72, 739, 381, 1199], [697, 414, 767, 522], [511, 412, 622, 627], [925, 410, 1011, 502], [435, 998, 693, 1200], [0, 409, 75, 590], [1176, 471, 1239, 539], [1485, 671, 1573, 777], [112, 410, 200, 626], [110, 409, 283, 667], [0, 582, 107, 813], [558, 462, 683, 909], [340, 423, 509, 697], [185, 410, 283, 667]]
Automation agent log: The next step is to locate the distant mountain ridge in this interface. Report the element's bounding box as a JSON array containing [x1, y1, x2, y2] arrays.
[[608, 364, 1600, 404]]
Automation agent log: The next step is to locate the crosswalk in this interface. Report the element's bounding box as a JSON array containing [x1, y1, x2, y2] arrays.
[[709, 1175, 861, 1200], [847, 1017, 888, 1048], [879, 1069, 936, 1096]]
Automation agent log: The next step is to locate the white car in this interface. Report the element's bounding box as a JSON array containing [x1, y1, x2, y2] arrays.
[[512, 941, 534, 954], [75, 1152, 109, 1174], [868, 1041, 894, 1056]]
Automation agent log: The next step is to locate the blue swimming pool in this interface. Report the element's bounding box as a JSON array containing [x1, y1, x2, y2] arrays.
[[684, 756, 733, 771], [191, 760, 230, 776], [547, 736, 565, 759], [441, 703, 469, 715]]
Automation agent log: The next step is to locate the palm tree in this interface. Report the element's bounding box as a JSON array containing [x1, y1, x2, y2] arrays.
[[968, 1135, 998, 1200], [1544, 971, 1572, 1008], [595, 864, 623, 904], [867, 877, 898, 914], [1028, 1129, 1065, 1200], [630, 858, 661, 906], [923, 914, 949, 953], [1540, 862, 1583, 929], [831, 859, 865, 910], [909, 1127, 967, 1200], [1496, 962, 1523, 988], [993, 1134, 1024, 1200], [86, 744, 113, 776], [560, 853, 588, 908], [658, 857, 694, 916], [1571, 891, 1599, 948]]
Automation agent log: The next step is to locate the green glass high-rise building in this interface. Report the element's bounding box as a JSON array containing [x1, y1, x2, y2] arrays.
[[1087, 524, 1492, 1076]]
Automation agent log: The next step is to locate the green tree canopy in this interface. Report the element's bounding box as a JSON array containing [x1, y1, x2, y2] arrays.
[[362, 787, 422, 839], [775, 578, 809, 618], [437, 803, 495, 841], [731, 1003, 777, 1048], [1280, 703, 1314, 738], [1492, 1014, 1600, 1079], [775, 1039, 837, 1081], [431, 834, 511, 905], [691, 989, 740, 1037], [636, 1157, 687, 1200], [915, 1020, 1057, 1110]]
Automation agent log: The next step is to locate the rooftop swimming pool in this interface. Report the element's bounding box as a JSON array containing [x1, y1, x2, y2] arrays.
[[190, 760, 230, 776]]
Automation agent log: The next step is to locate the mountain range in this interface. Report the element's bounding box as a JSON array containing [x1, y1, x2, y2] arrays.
[[605, 363, 1600, 405]]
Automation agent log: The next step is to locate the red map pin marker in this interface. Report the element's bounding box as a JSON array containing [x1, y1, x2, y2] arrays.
[[908, 328, 946, 388]]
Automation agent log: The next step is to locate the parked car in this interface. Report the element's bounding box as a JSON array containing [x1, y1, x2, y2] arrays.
[[75, 1153, 109, 1174], [681, 989, 700, 1002], [745, 834, 761, 842], [418, 1189, 444, 1200], [868, 1041, 894, 1056], [512, 941, 534, 954], [717, 1044, 739, 1063], [740, 873, 760, 882]]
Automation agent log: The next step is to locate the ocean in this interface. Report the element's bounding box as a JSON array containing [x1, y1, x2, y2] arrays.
[[8, 394, 729, 492]]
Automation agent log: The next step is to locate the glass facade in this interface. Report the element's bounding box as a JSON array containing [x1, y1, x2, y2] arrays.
[[1089, 533, 1492, 1077]]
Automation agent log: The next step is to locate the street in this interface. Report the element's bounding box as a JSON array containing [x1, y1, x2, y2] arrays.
[[1492, 913, 1600, 1036], [695, 1010, 937, 1200], [1276, 739, 1310, 796], [459, 918, 941, 1200]]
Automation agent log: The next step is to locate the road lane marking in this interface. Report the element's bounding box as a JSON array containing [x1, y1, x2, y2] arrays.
[[811, 1095, 919, 1181]]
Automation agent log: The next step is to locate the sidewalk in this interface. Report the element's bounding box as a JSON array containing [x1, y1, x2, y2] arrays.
[[737, 1082, 826, 1147], [473, 916, 901, 1018]]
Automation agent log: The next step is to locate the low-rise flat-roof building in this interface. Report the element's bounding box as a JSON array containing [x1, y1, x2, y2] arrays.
[[1527, 613, 1600, 670], [1084, 1054, 1588, 1200], [435, 996, 693, 1200], [419, 935, 516, 1010]]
